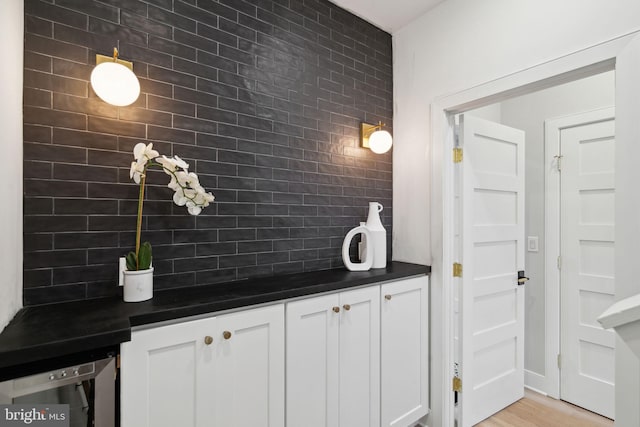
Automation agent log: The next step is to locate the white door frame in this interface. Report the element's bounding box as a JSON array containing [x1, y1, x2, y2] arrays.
[[429, 31, 640, 427], [539, 107, 616, 400]]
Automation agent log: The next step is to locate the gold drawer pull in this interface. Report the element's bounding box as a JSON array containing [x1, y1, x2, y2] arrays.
[[204, 336, 213, 345], [384, 294, 392, 301], [223, 331, 232, 340], [343, 304, 351, 311], [332, 306, 340, 313]]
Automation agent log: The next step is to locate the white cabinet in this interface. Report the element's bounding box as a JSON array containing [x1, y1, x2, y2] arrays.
[[120, 274, 429, 427], [286, 293, 340, 427], [339, 287, 381, 427], [120, 304, 284, 427], [286, 286, 380, 427], [120, 315, 211, 427], [381, 276, 429, 427], [212, 306, 285, 426]]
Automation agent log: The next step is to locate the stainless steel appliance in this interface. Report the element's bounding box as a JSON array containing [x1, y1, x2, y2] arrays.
[[0, 357, 115, 427]]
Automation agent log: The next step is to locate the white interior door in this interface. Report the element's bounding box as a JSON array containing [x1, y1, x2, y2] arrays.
[[560, 112, 615, 419], [459, 115, 526, 427]]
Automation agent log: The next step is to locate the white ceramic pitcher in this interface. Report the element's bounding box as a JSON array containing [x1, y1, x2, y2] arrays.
[[342, 202, 387, 271]]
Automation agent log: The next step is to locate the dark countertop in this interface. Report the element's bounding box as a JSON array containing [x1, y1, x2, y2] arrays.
[[0, 262, 429, 374]]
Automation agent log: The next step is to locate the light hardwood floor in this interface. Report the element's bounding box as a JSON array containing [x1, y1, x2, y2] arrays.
[[475, 389, 614, 427]]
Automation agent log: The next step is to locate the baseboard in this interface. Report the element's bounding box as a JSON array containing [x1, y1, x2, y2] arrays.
[[525, 384, 548, 396]]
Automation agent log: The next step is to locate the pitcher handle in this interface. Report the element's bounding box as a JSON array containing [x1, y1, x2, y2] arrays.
[[342, 226, 373, 271]]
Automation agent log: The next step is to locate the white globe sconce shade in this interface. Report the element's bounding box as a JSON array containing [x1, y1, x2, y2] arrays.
[[368, 129, 393, 154], [360, 122, 393, 154], [90, 50, 140, 107]]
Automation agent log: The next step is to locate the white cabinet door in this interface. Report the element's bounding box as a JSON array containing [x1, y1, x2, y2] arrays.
[[287, 287, 382, 427], [213, 304, 285, 427], [120, 317, 216, 427], [339, 286, 380, 427], [286, 294, 340, 427], [381, 276, 429, 427], [121, 304, 285, 427]]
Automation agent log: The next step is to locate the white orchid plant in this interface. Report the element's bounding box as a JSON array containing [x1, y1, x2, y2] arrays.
[[126, 142, 215, 271]]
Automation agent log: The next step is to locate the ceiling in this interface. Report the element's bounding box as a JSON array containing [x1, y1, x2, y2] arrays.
[[329, 0, 446, 33]]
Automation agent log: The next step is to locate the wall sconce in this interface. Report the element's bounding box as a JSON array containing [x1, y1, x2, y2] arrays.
[[360, 122, 393, 154], [90, 47, 140, 107]]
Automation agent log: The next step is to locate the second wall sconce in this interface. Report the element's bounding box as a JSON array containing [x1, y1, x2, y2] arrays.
[[360, 122, 393, 154], [90, 47, 140, 107]]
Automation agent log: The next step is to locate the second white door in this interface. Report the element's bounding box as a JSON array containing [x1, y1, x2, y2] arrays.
[[559, 109, 616, 419]]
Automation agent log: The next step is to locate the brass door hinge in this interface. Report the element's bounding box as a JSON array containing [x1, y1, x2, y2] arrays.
[[453, 147, 463, 163], [453, 263, 463, 277], [452, 376, 462, 392]]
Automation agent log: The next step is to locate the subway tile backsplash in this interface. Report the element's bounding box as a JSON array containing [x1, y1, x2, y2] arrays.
[[23, 0, 392, 305]]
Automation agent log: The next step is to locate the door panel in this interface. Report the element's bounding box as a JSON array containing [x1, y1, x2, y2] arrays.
[[459, 115, 525, 427], [380, 276, 429, 427], [339, 286, 380, 427], [286, 294, 340, 427], [120, 317, 215, 427], [560, 117, 615, 419], [213, 304, 285, 427]]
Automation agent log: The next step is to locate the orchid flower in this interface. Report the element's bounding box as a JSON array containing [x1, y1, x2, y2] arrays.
[[126, 143, 215, 271]]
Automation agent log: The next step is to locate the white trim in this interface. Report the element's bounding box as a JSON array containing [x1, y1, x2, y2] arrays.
[[543, 114, 561, 399], [430, 30, 640, 427], [544, 107, 615, 400], [524, 380, 549, 397]]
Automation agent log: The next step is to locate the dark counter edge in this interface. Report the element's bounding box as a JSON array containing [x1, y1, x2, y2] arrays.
[[0, 262, 429, 372]]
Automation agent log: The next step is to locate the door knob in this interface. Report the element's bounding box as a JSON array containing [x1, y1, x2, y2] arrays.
[[204, 336, 213, 345], [343, 304, 351, 311], [517, 270, 529, 286], [384, 294, 392, 301], [332, 306, 340, 313], [223, 331, 232, 340]]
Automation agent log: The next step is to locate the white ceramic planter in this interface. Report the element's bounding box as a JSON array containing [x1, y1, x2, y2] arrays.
[[123, 267, 154, 302]]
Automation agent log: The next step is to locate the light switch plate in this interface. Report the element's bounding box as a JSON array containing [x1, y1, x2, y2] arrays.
[[527, 236, 539, 252]]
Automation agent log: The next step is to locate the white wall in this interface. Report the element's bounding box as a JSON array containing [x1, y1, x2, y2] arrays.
[[0, 0, 23, 332], [392, 1, 640, 425], [392, 0, 640, 265]]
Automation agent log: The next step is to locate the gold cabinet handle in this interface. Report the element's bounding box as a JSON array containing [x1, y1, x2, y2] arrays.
[[332, 306, 340, 313], [384, 294, 392, 301], [223, 331, 232, 340], [343, 304, 351, 311], [204, 336, 213, 345]]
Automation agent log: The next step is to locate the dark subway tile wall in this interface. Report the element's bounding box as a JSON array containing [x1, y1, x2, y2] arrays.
[[23, 0, 393, 305]]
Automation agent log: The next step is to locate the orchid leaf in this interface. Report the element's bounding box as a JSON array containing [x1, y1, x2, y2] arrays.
[[138, 241, 152, 270], [125, 251, 137, 271]]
